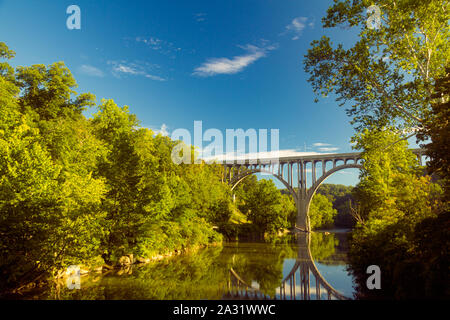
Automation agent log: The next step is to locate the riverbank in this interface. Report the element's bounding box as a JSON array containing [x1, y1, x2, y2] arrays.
[[4, 241, 223, 298], [6, 231, 355, 300]]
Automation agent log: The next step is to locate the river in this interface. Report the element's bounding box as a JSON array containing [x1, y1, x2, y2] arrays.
[[19, 230, 356, 300]]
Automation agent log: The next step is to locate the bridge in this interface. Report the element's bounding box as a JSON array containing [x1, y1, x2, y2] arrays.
[[221, 149, 425, 232], [224, 233, 350, 300]]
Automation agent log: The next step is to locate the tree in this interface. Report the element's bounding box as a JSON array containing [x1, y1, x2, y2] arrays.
[[351, 129, 441, 225], [304, 0, 449, 132], [348, 129, 444, 299], [417, 66, 450, 203], [309, 193, 338, 230], [317, 184, 356, 228], [0, 43, 106, 291], [280, 194, 296, 228], [238, 178, 290, 237]]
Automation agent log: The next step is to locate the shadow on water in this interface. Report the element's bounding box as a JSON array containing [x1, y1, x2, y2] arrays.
[[16, 230, 355, 300]]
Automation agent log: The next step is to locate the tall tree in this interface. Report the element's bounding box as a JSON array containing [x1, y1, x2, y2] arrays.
[[0, 43, 106, 291], [417, 66, 450, 203], [348, 129, 444, 299], [304, 0, 449, 132]]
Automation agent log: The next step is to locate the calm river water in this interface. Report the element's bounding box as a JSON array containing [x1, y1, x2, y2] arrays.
[[21, 230, 356, 300]]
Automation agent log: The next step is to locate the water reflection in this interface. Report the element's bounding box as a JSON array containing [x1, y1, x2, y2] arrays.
[[226, 233, 350, 300], [20, 231, 354, 300]]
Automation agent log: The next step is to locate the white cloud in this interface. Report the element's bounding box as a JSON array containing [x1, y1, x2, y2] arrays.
[[113, 64, 139, 75], [192, 43, 276, 77], [194, 13, 207, 22], [145, 74, 167, 81], [318, 147, 340, 152], [78, 64, 104, 77], [202, 149, 326, 163], [336, 170, 356, 175], [108, 61, 166, 81], [135, 36, 181, 56], [313, 142, 332, 147], [285, 16, 313, 40]]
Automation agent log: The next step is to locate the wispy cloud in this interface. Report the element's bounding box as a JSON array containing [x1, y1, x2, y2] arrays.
[[313, 142, 332, 147], [78, 64, 104, 77], [134, 36, 182, 57], [318, 147, 340, 152], [108, 61, 166, 81], [284, 16, 313, 40], [311, 142, 339, 153], [194, 13, 207, 22], [336, 170, 356, 175], [201, 149, 321, 162], [192, 43, 277, 77]]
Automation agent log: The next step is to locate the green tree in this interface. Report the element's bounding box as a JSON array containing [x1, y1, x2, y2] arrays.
[[316, 184, 356, 228], [280, 194, 296, 228], [351, 129, 441, 225], [304, 0, 449, 132], [309, 193, 338, 230], [348, 129, 444, 299], [0, 43, 106, 292], [238, 178, 290, 237], [417, 66, 450, 203]]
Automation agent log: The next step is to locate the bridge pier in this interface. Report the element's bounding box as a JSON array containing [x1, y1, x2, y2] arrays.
[[225, 149, 423, 234], [296, 194, 310, 232]]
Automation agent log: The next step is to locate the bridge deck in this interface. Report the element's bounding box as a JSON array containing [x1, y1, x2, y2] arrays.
[[219, 148, 423, 165]]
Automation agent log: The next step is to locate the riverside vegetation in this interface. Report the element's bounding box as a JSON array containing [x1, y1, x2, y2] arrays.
[[303, 0, 449, 299], [0, 42, 302, 295], [1, 0, 449, 299]]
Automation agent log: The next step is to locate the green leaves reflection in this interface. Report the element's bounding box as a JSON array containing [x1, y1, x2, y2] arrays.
[[36, 233, 345, 300]]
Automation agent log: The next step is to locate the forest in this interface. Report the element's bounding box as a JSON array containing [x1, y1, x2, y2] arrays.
[[0, 42, 296, 294]]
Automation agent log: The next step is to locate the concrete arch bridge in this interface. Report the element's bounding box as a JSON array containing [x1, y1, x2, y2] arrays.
[[221, 149, 425, 232]]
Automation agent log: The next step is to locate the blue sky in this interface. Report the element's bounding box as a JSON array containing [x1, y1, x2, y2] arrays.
[[0, 0, 400, 186]]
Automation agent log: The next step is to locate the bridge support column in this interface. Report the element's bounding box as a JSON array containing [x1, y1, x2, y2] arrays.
[[296, 194, 310, 232]]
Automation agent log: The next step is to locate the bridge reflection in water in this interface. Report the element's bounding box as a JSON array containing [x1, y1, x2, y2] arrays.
[[224, 232, 350, 300]]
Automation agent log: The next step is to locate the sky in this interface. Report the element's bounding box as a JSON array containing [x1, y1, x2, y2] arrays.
[[0, 0, 409, 187]]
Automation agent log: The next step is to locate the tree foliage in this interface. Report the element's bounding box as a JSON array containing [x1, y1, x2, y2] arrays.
[[0, 42, 233, 293], [309, 193, 338, 230], [316, 184, 356, 228], [235, 176, 294, 238], [348, 129, 446, 299], [417, 66, 450, 203], [304, 0, 449, 131], [304, 0, 449, 299]]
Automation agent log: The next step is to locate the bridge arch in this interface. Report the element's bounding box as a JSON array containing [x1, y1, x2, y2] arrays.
[[305, 163, 363, 211], [230, 169, 298, 205]]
